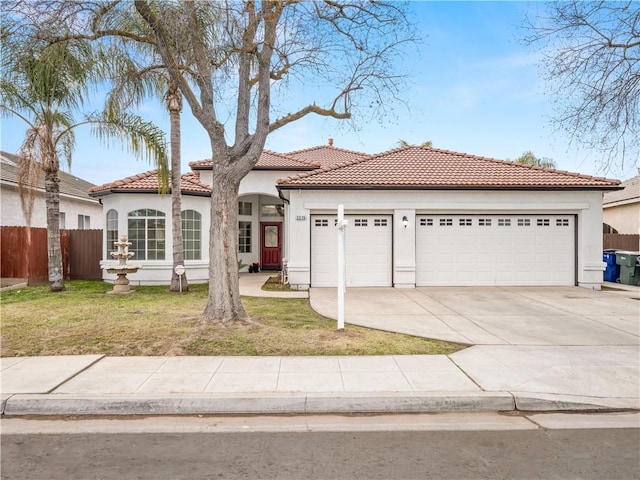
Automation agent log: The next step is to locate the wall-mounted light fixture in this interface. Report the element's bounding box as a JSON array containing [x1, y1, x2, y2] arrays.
[[402, 215, 408, 228]]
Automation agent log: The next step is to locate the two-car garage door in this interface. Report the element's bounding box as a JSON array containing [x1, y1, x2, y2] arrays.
[[416, 215, 575, 286], [310, 214, 575, 287]]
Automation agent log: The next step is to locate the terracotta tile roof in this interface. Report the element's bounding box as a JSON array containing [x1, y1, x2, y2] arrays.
[[287, 144, 370, 167], [1, 151, 98, 201], [190, 150, 318, 170], [603, 172, 639, 205], [89, 170, 211, 196], [278, 146, 622, 190]]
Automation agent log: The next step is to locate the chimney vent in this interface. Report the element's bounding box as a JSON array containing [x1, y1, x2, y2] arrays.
[[328, 138, 334, 147]]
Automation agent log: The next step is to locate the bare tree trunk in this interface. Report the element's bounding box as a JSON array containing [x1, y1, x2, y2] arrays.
[[44, 170, 64, 291], [202, 172, 248, 323], [168, 79, 187, 292]]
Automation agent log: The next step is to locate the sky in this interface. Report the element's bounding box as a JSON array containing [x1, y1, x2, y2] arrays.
[[1, 1, 638, 186]]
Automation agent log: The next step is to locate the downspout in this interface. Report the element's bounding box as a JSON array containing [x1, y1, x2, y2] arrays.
[[277, 185, 289, 204]]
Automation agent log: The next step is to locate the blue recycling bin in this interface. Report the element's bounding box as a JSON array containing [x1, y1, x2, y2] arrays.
[[603, 250, 620, 282]]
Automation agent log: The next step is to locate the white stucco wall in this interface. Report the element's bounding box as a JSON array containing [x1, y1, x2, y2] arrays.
[[282, 188, 606, 290], [96, 171, 286, 284], [1, 183, 103, 229], [98, 193, 211, 285], [197, 169, 285, 198]]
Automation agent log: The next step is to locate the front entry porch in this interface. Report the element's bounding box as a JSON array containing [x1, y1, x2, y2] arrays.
[[237, 193, 285, 272]]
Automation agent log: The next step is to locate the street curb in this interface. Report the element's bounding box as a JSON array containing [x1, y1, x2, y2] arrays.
[[3, 392, 515, 416], [513, 392, 640, 412]]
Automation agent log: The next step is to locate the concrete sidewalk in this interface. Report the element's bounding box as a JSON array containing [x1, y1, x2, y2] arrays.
[[2, 347, 638, 416], [1, 283, 637, 417]]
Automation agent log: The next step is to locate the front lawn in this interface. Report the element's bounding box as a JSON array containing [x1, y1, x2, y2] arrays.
[[0, 281, 465, 357]]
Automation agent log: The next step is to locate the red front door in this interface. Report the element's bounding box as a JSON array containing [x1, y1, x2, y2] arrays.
[[260, 222, 282, 270]]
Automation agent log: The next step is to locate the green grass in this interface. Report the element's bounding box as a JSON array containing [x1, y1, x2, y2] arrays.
[[0, 281, 466, 357]]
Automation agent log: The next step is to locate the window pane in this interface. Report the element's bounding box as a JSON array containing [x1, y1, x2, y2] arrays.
[[264, 225, 278, 247], [238, 221, 251, 253], [181, 210, 201, 260], [261, 204, 284, 217], [238, 201, 252, 216], [127, 211, 165, 261], [106, 210, 119, 252]]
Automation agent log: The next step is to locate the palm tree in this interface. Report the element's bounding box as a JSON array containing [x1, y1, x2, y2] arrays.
[[166, 78, 188, 292], [396, 139, 433, 148], [0, 37, 168, 292], [104, 44, 188, 292], [515, 151, 557, 169]]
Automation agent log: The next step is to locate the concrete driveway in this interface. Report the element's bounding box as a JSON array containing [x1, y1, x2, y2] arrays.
[[310, 286, 640, 346]]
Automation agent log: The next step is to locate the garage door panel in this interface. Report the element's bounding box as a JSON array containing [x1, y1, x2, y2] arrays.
[[416, 215, 575, 286], [312, 215, 392, 288]]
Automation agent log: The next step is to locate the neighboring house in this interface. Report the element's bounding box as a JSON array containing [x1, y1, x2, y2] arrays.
[[0, 151, 103, 229], [90, 143, 621, 290], [603, 170, 640, 235]]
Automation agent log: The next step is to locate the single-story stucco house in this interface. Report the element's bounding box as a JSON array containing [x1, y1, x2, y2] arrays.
[[1, 151, 103, 229], [89, 142, 621, 290], [603, 169, 640, 235]]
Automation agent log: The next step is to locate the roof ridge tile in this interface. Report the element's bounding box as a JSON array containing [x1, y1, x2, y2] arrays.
[[287, 144, 369, 157]]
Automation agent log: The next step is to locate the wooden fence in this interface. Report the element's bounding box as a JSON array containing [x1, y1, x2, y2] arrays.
[[603, 234, 640, 251], [1, 227, 102, 285]]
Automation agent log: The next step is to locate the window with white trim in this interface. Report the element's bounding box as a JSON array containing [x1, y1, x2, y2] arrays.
[[374, 218, 388, 227], [78, 214, 90, 229], [354, 218, 368, 227], [182, 210, 201, 260], [479, 218, 492, 226], [261, 204, 284, 217], [420, 218, 433, 226], [439, 218, 453, 226], [459, 218, 472, 226], [238, 221, 252, 253], [106, 210, 118, 252], [315, 219, 329, 227], [498, 218, 511, 227], [517, 218, 530, 227], [537, 219, 550, 226], [556, 219, 569, 227], [238, 201, 252, 216], [59, 211, 66, 229], [128, 209, 166, 260]]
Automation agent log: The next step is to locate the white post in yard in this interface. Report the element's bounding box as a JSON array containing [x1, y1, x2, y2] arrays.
[[337, 204, 348, 330]]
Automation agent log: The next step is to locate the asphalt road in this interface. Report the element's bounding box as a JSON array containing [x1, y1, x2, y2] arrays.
[[2, 424, 639, 479]]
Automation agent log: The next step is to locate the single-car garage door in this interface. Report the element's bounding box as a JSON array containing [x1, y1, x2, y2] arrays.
[[311, 215, 392, 287], [416, 215, 575, 286]]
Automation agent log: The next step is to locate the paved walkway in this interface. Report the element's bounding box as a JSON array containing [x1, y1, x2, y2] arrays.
[[1, 281, 638, 416]]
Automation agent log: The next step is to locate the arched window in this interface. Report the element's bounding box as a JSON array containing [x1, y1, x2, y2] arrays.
[[128, 209, 165, 260], [181, 210, 201, 260], [106, 209, 118, 255]]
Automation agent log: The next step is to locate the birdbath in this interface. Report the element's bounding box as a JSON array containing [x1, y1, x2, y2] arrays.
[[106, 235, 140, 294]]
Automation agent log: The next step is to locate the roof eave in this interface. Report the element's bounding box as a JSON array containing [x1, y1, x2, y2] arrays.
[[89, 188, 211, 197], [276, 184, 623, 191], [603, 197, 640, 208]]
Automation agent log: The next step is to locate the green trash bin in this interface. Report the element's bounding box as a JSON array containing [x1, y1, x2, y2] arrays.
[[615, 251, 640, 286]]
